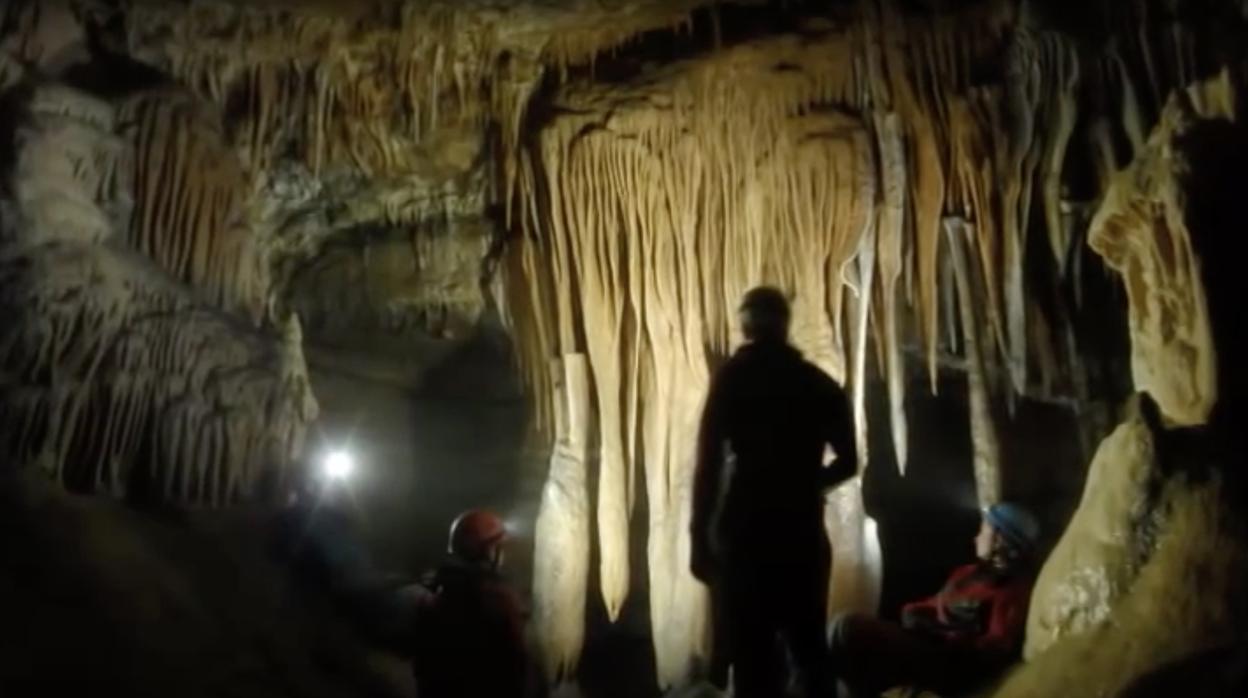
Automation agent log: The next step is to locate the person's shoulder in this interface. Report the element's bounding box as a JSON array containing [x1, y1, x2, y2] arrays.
[[712, 349, 752, 383], [798, 358, 846, 394]]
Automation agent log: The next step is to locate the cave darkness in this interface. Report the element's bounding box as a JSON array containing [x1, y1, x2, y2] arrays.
[[2, 1, 1247, 697]]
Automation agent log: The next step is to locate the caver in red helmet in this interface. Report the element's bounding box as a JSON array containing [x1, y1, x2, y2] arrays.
[[448, 509, 507, 564]]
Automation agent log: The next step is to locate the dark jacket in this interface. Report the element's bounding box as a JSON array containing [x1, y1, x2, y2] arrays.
[[412, 560, 531, 698], [691, 341, 856, 575]]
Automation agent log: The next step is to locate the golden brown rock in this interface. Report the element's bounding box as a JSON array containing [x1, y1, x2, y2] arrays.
[[532, 355, 593, 682], [1018, 74, 1247, 694], [1024, 394, 1159, 659], [1087, 83, 1234, 427], [1001, 473, 1246, 697]]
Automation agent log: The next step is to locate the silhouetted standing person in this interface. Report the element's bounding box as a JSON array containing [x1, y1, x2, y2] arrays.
[[691, 287, 857, 698]]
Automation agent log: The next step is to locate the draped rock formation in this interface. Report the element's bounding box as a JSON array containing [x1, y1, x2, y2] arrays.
[[506, 2, 1247, 684], [1012, 82, 1248, 694], [1086, 79, 1232, 428], [0, 76, 315, 503], [1026, 74, 1238, 654]]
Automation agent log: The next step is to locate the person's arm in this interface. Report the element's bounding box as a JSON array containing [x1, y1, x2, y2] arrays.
[[900, 595, 944, 634], [900, 576, 953, 636], [691, 367, 730, 582], [817, 377, 858, 490], [972, 579, 1031, 658], [900, 564, 976, 637]]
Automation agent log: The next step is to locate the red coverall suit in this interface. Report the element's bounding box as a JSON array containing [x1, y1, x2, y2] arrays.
[[829, 561, 1033, 696]]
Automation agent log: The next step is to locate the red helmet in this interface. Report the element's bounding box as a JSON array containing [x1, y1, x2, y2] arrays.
[[448, 509, 507, 562]]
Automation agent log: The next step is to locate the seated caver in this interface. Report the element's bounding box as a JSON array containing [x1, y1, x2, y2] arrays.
[[410, 509, 541, 698], [270, 461, 423, 649], [272, 461, 373, 594], [828, 503, 1040, 697]]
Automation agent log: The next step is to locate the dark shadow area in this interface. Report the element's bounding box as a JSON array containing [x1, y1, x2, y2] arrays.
[[307, 321, 543, 594], [863, 370, 981, 620], [864, 364, 1090, 619], [0, 471, 411, 697], [578, 506, 661, 698]]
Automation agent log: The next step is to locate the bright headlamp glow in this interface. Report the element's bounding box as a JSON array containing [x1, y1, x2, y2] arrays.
[[322, 449, 355, 481]]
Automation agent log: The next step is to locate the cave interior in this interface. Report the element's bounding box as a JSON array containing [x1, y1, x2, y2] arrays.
[[1, 1, 1247, 697]]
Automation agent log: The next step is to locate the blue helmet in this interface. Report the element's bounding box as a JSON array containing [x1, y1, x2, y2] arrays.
[[986, 502, 1040, 554]]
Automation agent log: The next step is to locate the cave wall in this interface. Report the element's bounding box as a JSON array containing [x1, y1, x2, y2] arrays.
[[1014, 78, 1248, 696], [0, 37, 315, 504]]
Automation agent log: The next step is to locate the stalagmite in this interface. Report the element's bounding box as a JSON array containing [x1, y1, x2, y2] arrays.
[[1025, 394, 1159, 658], [532, 356, 592, 682], [1010, 75, 1248, 695], [944, 217, 1002, 509]]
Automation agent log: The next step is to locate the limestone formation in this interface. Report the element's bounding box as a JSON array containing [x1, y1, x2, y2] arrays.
[[532, 355, 593, 682], [1024, 394, 1160, 659], [1018, 77, 1247, 693], [0, 81, 315, 504], [1000, 472, 1246, 697], [945, 217, 1003, 509], [121, 90, 268, 322], [1087, 79, 1234, 427]]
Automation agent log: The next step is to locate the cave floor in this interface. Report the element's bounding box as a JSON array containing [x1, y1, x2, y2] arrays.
[[0, 471, 415, 697]]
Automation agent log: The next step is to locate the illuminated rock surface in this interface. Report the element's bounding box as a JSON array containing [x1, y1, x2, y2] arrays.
[[1012, 80, 1248, 698]]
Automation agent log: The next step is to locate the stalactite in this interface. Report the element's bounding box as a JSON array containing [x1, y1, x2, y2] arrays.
[[1000, 33, 1042, 398], [641, 131, 713, 690], [909, 115, 948, 392], [531, 356, 592, 683], [557, 124, 632, 620], [947, 90, 1011, 381], [120, 92, 264, 322], [0, 244, 313, 504], [944, 217, 1002, 509], [1040, 37, 1082, 276], [873, 112, 909, 473], [848, 204, 878, 474]]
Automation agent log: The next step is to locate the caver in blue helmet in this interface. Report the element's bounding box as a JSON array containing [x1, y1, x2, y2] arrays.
[[986, 503, 1040, 551], [978, 502, 1040, 568], [831, 501, 1041, 696]]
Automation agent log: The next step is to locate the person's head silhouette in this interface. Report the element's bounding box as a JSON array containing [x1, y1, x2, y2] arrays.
[[739, 286, 791, 344]]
